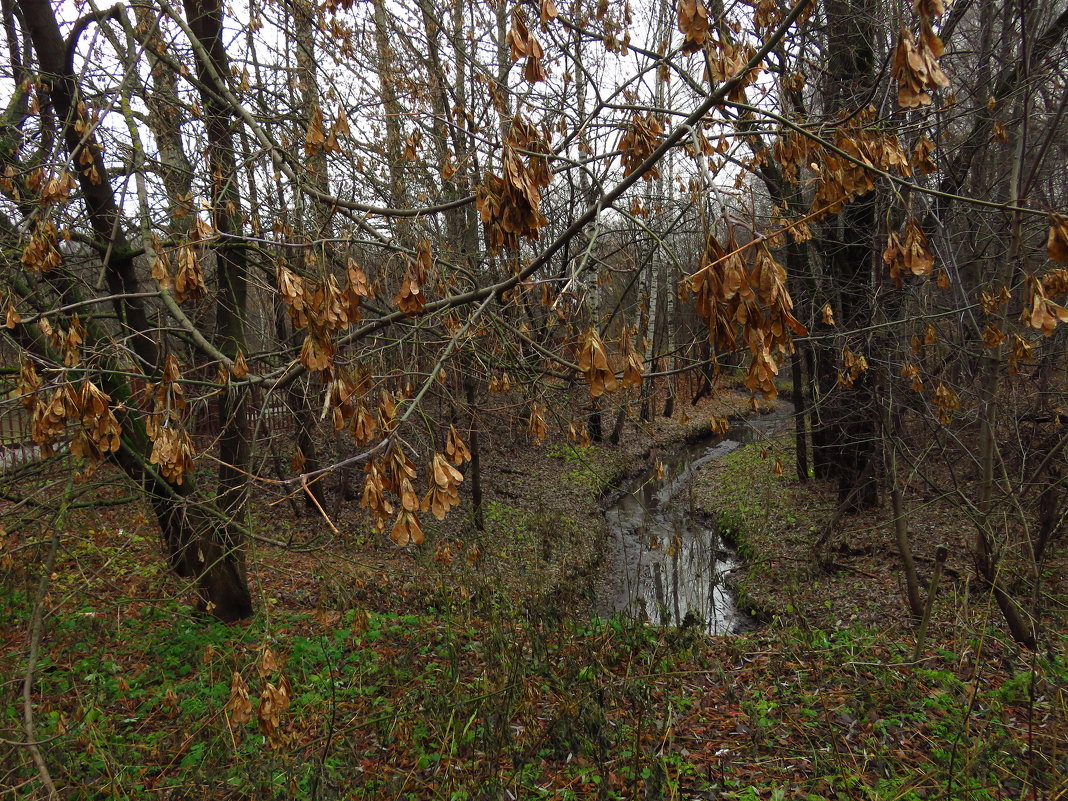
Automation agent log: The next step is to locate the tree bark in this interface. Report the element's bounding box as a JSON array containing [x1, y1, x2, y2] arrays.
[[819, 0, 880, 510], [18, 0, 252, 619], [131, 1, 194, 237], [181, 0, 254, 619]]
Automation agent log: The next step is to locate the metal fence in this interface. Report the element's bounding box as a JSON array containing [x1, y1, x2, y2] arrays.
[[0, 388, 298, 473], [0, 403, 39, 471]]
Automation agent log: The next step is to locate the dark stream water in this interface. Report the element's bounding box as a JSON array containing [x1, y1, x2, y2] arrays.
[[599, 408, 790, 634]]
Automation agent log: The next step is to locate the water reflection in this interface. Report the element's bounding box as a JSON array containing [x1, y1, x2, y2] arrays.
[[604, 436, 748, 634]]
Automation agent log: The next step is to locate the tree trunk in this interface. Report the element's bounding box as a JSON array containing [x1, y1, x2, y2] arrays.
[[181, 0, 254, 619], [790, 348, 809, 482], [289, 0, 329, 511], [819, 0, 880, 511], [132, 1, 195, 237], [463, 374, 484, 531], [883, 419, 923, 620], [19, 0, 252, 619]]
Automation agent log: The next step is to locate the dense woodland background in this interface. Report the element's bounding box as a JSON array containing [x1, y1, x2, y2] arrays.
[[1, 0, 1066, 797]]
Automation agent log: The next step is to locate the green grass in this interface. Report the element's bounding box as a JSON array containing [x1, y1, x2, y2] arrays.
[[4, 574, 1063, 800]]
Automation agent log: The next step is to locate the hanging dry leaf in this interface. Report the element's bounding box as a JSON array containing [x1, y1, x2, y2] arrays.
[[932, 382, 960, 425], [300, 328, 335, 371], [421, 453, 463, 520], [224, 672, 252, 727], [528, 401, 547, 443], [151, 242, 173, 290], [231, 350, 249, 379], [21, 220, 62, 272], [257, 678, 293, 750], [981, 324, 1005, 349], [539, 0, 558, 26], [1026, 274, 1068, 337], [1048, 215, 1068, 263], [677, 0, 710, 54], [305, 108, 326, 154], [148, 424, 195, 484], [837, 347, 869, 388], [476, 143, 551, 251], [618, 113, 664, 181], [361, 459, 393, 528], [391, 509, 424, 546], [352, 402, 377, 445], [507, 9, 546, 82], [911, 135, 938, 174], [884, 218, 933, 286], [577, 327, 618, 397], [901, 363, 924, 393], [16, 360, 40, 407], [333, 108, 351, 139], [446, 425, 471, 465], [174, 243, 206, 302], [434, 541, 454, 565], [892, 27, 949, 108]]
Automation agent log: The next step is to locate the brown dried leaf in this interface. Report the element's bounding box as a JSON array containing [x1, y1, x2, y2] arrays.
[[231, 350, 249, 379], [677, 0, 710, 54], [577, 327, 618, 397], [446, 425, 471, 465], [224, 672, 252, 727], [1048, 215, 1068, 263], [527, 402, 547, 443], [305, 108, 326, 155]]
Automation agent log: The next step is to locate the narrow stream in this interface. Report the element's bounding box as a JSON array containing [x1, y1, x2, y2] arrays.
[[599, 408, 790, 634]]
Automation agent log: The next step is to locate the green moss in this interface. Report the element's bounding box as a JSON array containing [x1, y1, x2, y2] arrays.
[[693, 436, 831, 621]]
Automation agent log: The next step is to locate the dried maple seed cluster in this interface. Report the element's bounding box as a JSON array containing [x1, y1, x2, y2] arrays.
[[394, 239, 432, 316], [883, 217, 934, 287], [359, 426, 471, 547], [620, 326, 644, 389], [893, 0, 949, 108], [142, 355, 195, 484], [677, 0, 709, 54], [507, 9, 546, 83], [577, 327, 618, 398], [476, 115, 551, 252], [689, 235, 806, 399], [1026, 273, 1068, 337], [618, 113, 664, 181], [20, 360, 122, 475]]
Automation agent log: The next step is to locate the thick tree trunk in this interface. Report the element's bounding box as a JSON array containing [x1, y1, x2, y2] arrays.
[[148, 493, 252, 621], [19, 0, 252, 619], [181, 0, 254, 619], [820, 0, 880, 511]]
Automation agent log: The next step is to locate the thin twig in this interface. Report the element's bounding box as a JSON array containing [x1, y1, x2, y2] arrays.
[[21, 475, 75, 800]]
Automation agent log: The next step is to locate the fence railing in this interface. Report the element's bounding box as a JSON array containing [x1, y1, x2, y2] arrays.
[[0, 392, 299, 473]]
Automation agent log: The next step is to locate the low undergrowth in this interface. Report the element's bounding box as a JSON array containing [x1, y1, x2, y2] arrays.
[[3, 394, 1065, 799], [3, 564, 1066, 800]]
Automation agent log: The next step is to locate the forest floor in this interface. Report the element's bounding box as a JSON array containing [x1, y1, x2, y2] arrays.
[[1, 380, 1066, 800]]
